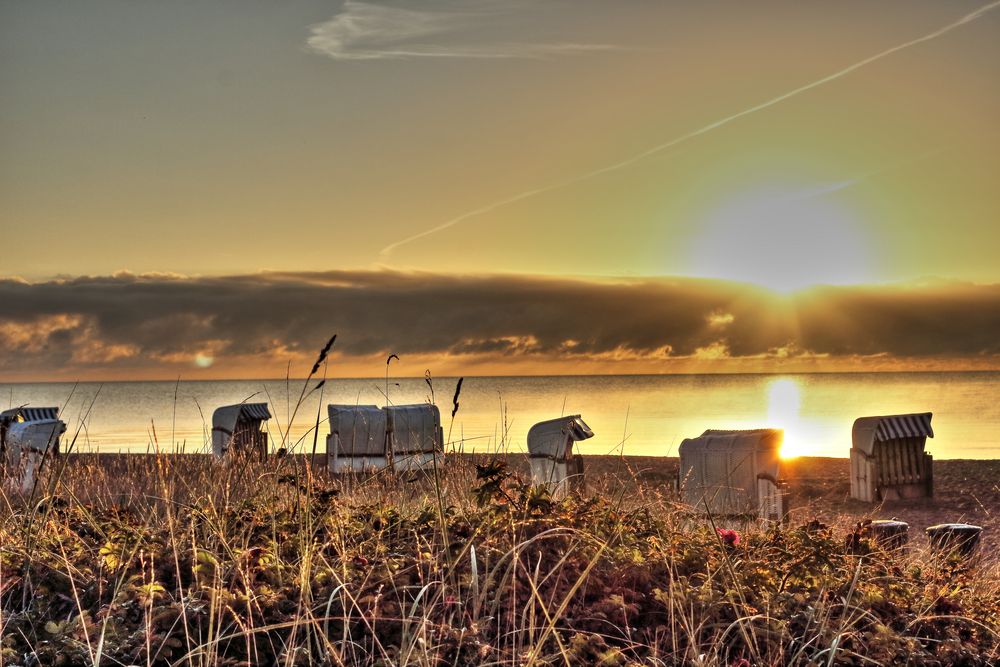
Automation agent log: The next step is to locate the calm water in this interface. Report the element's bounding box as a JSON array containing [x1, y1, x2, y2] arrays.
[[2, 373, 998, 459]]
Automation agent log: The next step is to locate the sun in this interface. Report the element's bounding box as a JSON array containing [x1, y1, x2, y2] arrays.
[[687, 185, 875, 293]]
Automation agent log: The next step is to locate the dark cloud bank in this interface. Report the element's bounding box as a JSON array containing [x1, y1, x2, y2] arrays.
[[1, 271, 998, 376]]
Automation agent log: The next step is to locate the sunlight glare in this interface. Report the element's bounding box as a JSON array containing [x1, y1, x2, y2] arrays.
[[687, 186, 874, 293], [767, 377, 810, 458]]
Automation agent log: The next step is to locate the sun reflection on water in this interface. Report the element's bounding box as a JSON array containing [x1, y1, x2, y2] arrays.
[[766, 377, 820, 458]]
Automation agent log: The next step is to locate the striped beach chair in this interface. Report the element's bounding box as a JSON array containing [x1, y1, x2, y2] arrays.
[[850, 412, 934, 502]]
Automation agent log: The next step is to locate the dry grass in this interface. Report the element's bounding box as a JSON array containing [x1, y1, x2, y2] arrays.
[[2, 450, 998, 666]]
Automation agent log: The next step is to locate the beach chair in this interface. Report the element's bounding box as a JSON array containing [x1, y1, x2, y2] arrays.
[[850, 413, 933, 502], [384, 404, 443, 471], [527, 415, 593, 498], [327, 405, 389, 473], [678, 428, 788, 521], [1, 407, 66, 494], [327, 404, 442, 474], [211, 403, 271, 458], [1, 406, 61, 454]]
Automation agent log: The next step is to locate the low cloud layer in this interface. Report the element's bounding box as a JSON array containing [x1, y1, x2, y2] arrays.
[[1, 271, 998, 379]]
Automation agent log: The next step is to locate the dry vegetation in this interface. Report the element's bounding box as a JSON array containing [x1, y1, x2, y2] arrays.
[[2, 451, 999, 666]]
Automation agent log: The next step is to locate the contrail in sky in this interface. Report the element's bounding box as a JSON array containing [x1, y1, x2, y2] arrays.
[[379, 0, 1000, 258]]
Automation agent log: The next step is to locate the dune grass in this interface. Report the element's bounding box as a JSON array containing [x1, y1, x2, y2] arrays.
[[2, 449, 998, 667]]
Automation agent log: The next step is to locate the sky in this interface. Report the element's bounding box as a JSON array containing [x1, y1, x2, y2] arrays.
[[1, 0, 998, 380]]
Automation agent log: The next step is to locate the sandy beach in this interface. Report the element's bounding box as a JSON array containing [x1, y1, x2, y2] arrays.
[[579, 455, 1000, 553]]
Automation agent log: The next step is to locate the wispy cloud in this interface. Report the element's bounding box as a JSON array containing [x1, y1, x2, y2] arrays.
[[306, 0, 617, 61], [379, 0, 1000, 256]]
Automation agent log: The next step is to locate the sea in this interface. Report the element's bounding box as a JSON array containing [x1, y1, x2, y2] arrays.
[[2, 372, 998, 459]]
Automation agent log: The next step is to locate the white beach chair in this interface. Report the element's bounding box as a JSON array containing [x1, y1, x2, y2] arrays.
[[527, 415, 593, 498], [3, 416, 66, 494], [384, 404, 443, 471], [678, 428, 787, 521], [211, 403, 271, 458], [327, 405, 389, 473]]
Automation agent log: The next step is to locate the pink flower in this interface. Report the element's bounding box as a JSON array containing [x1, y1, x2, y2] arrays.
[[717, 528, 741, 547]]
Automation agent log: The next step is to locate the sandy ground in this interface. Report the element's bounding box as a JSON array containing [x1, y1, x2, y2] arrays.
[[578, 455, 1000, 553]]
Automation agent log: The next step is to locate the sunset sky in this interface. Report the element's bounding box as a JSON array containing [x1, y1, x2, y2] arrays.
[[1, 0, 998, 380]]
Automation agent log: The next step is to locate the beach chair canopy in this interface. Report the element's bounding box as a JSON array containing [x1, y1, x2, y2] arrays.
[[212, 403, 271, 434], [385, 404, 442, 455], [0, 407, 59, 425], [851, 412, 933, 456], [327, 405, 387, 457], [211, 403, 271, 455], [678, 428, 783, 515], [527, 415, 594, 461]]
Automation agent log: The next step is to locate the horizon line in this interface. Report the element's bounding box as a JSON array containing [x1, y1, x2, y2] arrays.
[[4, 367, 1000, 386]]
